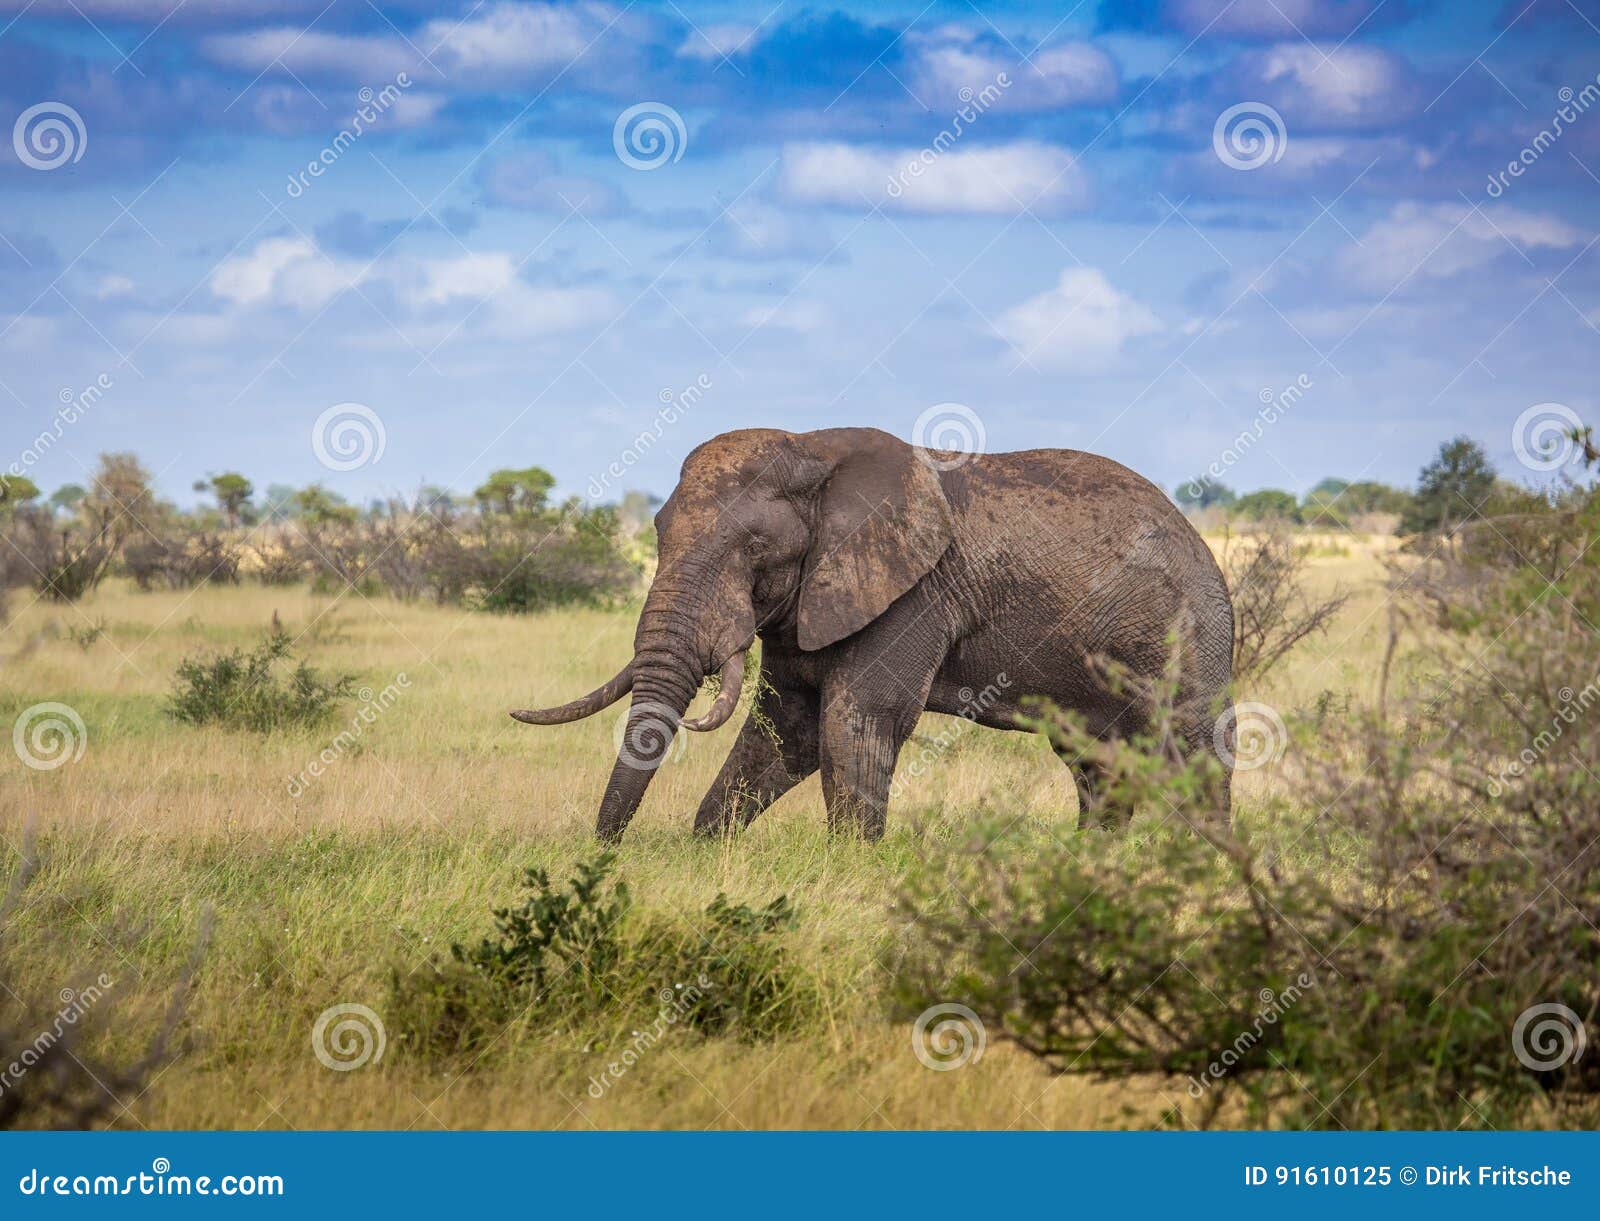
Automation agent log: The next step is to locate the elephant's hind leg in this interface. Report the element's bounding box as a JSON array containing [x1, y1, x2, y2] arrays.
[[1172, 697, 1234, 836], [1055, 747, 1134, 831], [693, 679, 819, 836]]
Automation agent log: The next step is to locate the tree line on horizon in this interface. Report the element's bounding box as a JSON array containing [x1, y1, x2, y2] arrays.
[[0, 434, 1585, 614], [1175, 435, 1565, 534]]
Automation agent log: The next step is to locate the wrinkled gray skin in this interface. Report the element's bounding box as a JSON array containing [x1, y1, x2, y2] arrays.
[[513, 427, 1234, 842]]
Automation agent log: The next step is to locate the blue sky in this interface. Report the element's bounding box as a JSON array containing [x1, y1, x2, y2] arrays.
[[2, 0, 1598, 506]]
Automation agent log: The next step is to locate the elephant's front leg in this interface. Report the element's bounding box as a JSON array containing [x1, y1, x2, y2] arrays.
[[693, 676, 819, 835], [817, 667, 932, 840]]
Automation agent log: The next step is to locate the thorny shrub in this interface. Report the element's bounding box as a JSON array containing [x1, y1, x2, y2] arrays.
[[899, 497, 1600, 1129]]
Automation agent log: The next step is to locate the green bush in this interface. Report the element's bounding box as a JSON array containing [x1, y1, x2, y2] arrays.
[[167, 627, 356, 732], [899, 498, 1600, 1129], [390, 854, 815, 1062]]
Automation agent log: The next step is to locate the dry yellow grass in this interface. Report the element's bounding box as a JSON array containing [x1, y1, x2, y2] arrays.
[[0, 535, 1393, 1129]]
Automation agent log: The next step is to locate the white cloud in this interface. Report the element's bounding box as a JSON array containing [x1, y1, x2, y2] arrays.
[[677, 22, 757, 61], [911, 33, 1116, 110], [210, 236, 368, 311], [739, 300, 830, 334], [712, 202, 838, 260], [1163, 0, 1386, 39], [1340, 202, 1584, 289], [421, 1, 611, 75], [206, 238, 615, 341], [406, 253, 518, 307], [94, 274, 135, 300], [202, 2, 626, 83], [203, 29, 416, 80], [779, 140, 1087, 215], [996, 267, 1162, 370], [1238, 42, 1420, 128]]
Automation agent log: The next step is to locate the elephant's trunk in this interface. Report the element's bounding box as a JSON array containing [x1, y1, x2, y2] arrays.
[[594, 663, 698, 841]]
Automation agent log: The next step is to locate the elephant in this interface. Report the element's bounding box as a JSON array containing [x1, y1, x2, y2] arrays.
[[512, 427, 1234, 842]]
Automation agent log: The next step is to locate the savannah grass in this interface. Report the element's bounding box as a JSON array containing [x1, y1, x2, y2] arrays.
[[0, 537, 1394, 1128]]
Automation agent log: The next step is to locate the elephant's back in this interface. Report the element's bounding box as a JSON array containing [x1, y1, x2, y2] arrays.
[[942, 446, 1192, 552], [940, 446, 1231, 673]]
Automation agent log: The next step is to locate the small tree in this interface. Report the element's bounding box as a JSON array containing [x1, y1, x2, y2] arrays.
[[194, 472, 254, 528], [1232, 489, 1298, 523], [292, 485, 357, 529], [1401, 436, 1495, 535], [48, 484, 85, 516], [1175, 476, 1235, 512], [474, 467, 557, 517], [0, 474, 39, 513]]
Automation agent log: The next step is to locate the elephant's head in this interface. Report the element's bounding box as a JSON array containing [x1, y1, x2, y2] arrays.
[[510, 427, 954, 840]]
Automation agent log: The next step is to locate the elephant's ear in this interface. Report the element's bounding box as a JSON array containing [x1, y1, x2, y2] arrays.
[[793, 428, 954, 651]]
